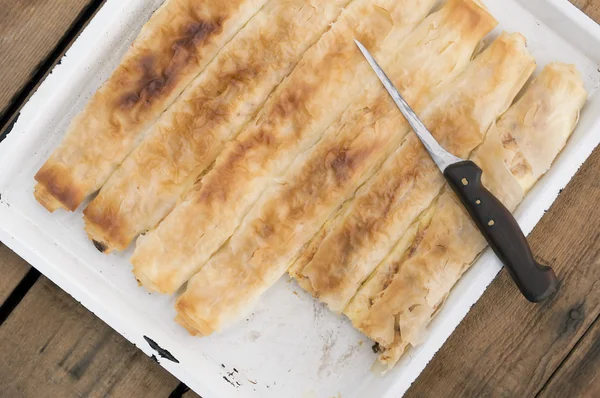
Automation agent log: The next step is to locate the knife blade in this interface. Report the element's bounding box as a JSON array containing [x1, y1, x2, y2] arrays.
[[355, 39, 558, 303]]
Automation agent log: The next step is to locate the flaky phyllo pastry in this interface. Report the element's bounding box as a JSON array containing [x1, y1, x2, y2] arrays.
[[174, 0, 498, 337], [132, 0, 439, 294], [348, 63, 586, 367], [83, 0, 351, 253], [35, 0, 268, 212], [34, 0, 588, 368], [291, 31, 536, 313]]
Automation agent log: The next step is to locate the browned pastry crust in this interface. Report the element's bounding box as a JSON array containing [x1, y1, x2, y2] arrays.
[[132, 0, 439, 295], [81, 0, 351, 252], [355, 63, 586, 368], [296, 32, 535, 313], [34, 0, 268, 212], [173, 0, 498, 336]]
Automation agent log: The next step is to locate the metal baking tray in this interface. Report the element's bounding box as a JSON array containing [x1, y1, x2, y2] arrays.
[[1, 0, 599, 396]]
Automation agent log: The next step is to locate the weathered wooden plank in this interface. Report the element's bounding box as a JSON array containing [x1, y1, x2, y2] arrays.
[[539, 315, 600, 397], [407, 146, 600, 397], [0, 242, 31, 304], [0, 276, 184, 397], [571, 0, 600, 23], [0, 0, 98, 121]]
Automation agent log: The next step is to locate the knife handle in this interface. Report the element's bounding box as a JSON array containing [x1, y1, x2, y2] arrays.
[[444, 160, 558, 302]]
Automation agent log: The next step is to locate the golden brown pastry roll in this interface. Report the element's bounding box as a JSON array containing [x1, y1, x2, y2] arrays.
[[355, 63, 586, 368], [479, 63, 588, 196], [173, 0, 498, 337], [131, 0, 438, 294], [34, 0, 268, 212], [82, 0, 351, 253], [295, 32, 536, 312]]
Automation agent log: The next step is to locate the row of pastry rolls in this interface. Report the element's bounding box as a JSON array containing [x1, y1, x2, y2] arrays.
[[348, 63, 587, 368], [290, 32, 536, 312], [131, 0, 440, 294], [34, 0, 268, 212], [173, 0, 499, 336], [82, 0, 353, 252]]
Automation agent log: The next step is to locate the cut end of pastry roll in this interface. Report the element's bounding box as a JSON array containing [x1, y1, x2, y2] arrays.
[[33, 151, 88, 212], [34, 167, 82, 212], [132, 267, 165, 294], [131, 233, 191, 294], [130, 232, 176, 293], [174, 244, 266, 337], [174, 307, 213, 336], [83, 211, 129, 253], [376, 291, 449, 370], [377, 339, 409, 371], [175, 292, 218, 336], [175, 269, 255, 337], [33, 183, 69, 212]]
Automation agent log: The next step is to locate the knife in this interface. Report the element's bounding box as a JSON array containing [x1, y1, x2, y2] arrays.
[[354, 39, 558, 303]]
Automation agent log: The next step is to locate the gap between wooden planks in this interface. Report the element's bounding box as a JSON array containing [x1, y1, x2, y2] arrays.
[[0, 0, 97, 116], [0, 275, 196, 398], [539, 313, 600, 397], [0, 0, 599, 397], [0, 243, 30, 304], [0, 0, 105, 138]]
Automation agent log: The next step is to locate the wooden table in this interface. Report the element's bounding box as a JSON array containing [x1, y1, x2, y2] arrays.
[[0, 1, 599, 396]]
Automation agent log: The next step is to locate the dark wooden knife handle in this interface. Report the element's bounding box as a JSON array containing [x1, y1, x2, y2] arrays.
[[444, 160, 558, 302]]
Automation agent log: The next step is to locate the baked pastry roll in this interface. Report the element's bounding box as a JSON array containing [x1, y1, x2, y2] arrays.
[[353, 63, 586, 368], [132, 0, 438, 294], [34, 0, 267, 212], [478, 63, 587, 196], [173, 0, 498, 336], [82, 0, 350, 252], [294, 32, 535, 312]]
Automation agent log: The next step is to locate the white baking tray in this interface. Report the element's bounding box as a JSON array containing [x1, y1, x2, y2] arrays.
[[0, 0, 599, 397]]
